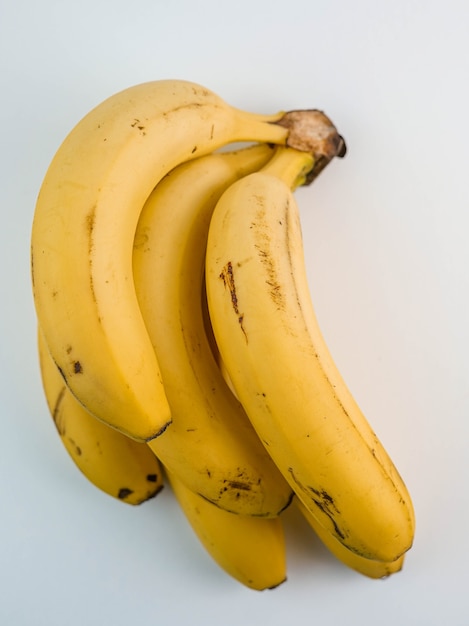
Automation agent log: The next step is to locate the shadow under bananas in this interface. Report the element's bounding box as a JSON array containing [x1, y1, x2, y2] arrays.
[[280, 503, 356, 581]]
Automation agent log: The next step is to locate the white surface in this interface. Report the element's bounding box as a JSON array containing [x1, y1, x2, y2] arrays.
[[1, 1, 468, 624]]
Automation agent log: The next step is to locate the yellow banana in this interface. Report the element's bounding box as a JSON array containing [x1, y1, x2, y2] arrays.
[[165, 466, 287, 591], [295, 498, 404, 579], [31, 79, 292, 441], [37, 328, 164, 505], [205, 145, 415, 562], [134, 144, 293, 516]]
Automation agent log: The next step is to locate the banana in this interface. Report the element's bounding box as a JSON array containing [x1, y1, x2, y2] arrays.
[[205, 145, 415, 562], [31, 79, 293, 441], [37, 328, 164, 505], [133, 144, 293, 516], [165, 466, 287, 591], [295, 498, 404, 579]]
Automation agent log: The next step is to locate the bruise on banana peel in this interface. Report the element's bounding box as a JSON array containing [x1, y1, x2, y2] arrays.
[[219, 261, 247, 341], [288, 466, 347, 542], [288, 465, 404, 561], [199, 483, 294, 516], [195, 465, 293, 515]]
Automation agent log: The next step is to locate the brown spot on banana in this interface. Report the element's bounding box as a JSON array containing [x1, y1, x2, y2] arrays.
[[118, 488, 134, 500], [219, 261, 247, 341], [67, 437, 82, 457], [225, 480, 253, 492], [308, 486, 346, 540], [251, 200, 290, 312], [52, 386, 67, 434], [130, 119, 146, 135], [85, 206, 98, 308], [288, 467, 347, 541], [85, 206, 96, 243]]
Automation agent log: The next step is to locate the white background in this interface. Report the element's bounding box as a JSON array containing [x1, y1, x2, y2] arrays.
[[1, 1, 468, 624]]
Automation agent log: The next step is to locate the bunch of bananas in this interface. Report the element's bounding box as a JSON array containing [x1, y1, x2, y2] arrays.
[[31, 79, 415, 591]]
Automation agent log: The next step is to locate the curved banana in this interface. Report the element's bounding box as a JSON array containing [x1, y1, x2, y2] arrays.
[[31, 79, 291, 441], [165, 466, 287, 591], [37, 328, 164, 505], [134, 144, 293, 516], [295, 498, 404, 579], [205, 145, 415, 562]]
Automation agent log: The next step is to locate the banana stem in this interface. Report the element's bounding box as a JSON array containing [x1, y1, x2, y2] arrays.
[[238, 109, 345, 185], [260, 147, 316, 190], [274, 109, 346, 185]]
